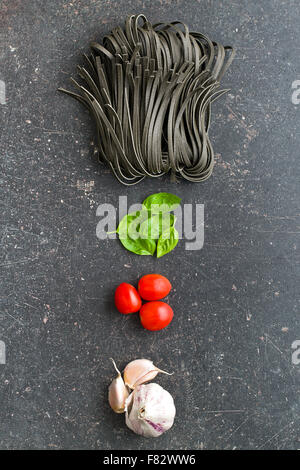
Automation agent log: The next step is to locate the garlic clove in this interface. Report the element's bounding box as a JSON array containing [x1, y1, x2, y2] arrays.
[[125, 383, 176, 437], [133, 369, 160, 387], [124, 359, 172, 389], [108, 358, 129, 414]]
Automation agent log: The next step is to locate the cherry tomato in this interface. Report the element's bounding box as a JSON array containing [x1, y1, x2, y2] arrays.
[[139, 301, 174, 331], [114, 283, 142, 314], [138, 274, 172, 301]]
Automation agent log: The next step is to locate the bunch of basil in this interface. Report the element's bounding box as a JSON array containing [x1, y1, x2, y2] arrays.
[[116, 193, 181, 258]]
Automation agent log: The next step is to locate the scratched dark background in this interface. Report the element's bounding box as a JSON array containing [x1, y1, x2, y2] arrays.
[[0, 0, 299, 450]]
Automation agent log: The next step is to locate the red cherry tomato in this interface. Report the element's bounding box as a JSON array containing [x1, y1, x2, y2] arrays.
[[138, 274, 172, 301], [139, 301, 174, 331], [114, 283, 142, 314]]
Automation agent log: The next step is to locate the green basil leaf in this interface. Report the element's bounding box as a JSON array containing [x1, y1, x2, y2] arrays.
[[117, 211, 155, 255], [127, 210, 149, 240], [120, 236, 156, 256], [142, 192, 181, 214], [157, 226, 179, 258], [115, 193, 180, 257], [117, 211, 138, 237], [139, 213, 175, 240]]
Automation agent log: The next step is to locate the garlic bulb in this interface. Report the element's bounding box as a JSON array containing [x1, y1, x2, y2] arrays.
[[124, 359, 172, 389], [125, 383, 176, 437], [108, 359, 129, 413]]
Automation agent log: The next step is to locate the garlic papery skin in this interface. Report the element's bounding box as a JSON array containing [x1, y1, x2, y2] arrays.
[[125, 383, 176, 437], [108, 359, 129, 414], [124, 359, 172, 389]]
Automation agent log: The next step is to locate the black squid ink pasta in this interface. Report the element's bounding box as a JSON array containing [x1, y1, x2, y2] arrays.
[[59, 14, 235, 185]]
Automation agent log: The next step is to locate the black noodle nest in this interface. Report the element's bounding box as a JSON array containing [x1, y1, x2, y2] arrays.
[[59, 14, 235, 185]]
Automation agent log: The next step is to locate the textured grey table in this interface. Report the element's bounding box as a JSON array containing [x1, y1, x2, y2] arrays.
[[0, 0, 299, 450]]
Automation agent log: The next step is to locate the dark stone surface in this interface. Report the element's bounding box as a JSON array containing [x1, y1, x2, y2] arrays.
[[0, 0, 299, 450]]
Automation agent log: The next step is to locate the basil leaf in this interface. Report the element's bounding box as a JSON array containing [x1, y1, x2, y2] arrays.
[[139, 213, 175, 240], [117, 211, 156, 255], [127, 210, 148, 240], [117, 211, 139, 237], [142, 192, 181, 214], [157, 226, 179, 258], [115, 193, 181, 257], [120, 235, 156, 256]]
